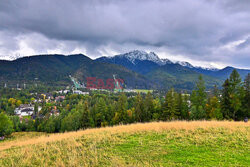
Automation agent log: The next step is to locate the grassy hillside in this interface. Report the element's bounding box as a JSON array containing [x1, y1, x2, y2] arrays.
[[0, 121, 249, 166]]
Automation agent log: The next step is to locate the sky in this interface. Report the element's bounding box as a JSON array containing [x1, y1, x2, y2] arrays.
[[0, 0, 250, 69]]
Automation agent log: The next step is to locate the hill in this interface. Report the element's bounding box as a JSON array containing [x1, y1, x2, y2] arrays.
[[0, 54, 153, 89], [146, 63, 222, 90], [191, 66, 250, 80], [0, 121, 249, 166]]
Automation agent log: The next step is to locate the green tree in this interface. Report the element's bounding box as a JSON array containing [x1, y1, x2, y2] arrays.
[[190, 75, 207, 119], [190, 105, 206, 120], [116, 93, 128, 123], [212, 85, 220, 98], [80, 101, 91, 129], [162, 88, 179, 120], [143, 92, 154, 121], [34, 103, 38, 117], [0, 112, 14, 137], [206, 96, 223, 120], [178, 93, 190, 120], [243, 74, 250, 118], [229, 69, 244, 120], [9, 116, 21, 132], [61, 109, 82, 132], [221, 79, 231, 119], [152, 97, 161, 120], [26, 119, 35, 131], [93, 98, 107, 127], [134, 93, 144, 122], [44, 117, 56, 133]]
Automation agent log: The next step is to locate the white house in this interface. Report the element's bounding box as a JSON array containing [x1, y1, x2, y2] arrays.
[[14, 104, 41, 117], [73, 90, 89, 95]]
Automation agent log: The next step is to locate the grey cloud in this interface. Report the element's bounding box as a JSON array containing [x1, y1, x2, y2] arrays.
[[0, 0, 250, 68]]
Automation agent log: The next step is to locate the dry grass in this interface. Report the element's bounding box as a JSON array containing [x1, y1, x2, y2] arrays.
[[0, 121, 249, 166], [0, 121, 249, 151]]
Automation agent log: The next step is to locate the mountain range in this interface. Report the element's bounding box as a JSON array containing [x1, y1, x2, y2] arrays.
[[0, 50, 249, 91]]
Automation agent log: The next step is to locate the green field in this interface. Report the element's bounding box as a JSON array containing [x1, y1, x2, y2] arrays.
[[0, 121, 249, 166]]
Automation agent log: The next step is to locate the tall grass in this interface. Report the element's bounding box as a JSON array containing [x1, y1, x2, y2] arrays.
[[0, 121, 249, 166]]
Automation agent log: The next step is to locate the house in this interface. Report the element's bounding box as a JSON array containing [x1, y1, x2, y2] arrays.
[[73, 90, 89, 95], [14, 104, 41, 117]]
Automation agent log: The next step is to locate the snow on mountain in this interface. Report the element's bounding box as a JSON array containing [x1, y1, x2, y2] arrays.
[[175, 61, 219, 71], [108, 50, 219, 71], [195, 66, 219, 71], [113, 50, 172, 65], [175, 61, 194, 68]]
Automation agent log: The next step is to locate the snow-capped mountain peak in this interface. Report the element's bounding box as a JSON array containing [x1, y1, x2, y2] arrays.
[[115, 50, 171, 65], [176, 61, 194, 68]]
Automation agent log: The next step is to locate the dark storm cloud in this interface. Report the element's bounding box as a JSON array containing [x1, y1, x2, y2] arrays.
[[0, 0, 250, 68]]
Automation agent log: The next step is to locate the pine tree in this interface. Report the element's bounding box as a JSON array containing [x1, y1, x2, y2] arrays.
[[221, 70, 245, 120], [163, 88, 179, 120], [152, 97, 161, 120], [135, 93, 144, 122], [221, 79, 231, 119], [34, 103, 38, 117], [143, 92, 154, 122], [178, 93, 190, 120], [190, 75, 207, 119], [229, 69, 243, 120], [243, 74, 250, 118], [212, 85, 220, 98]]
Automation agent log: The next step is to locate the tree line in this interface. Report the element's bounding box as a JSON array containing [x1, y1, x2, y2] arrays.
[[0, 70, 249, 137]]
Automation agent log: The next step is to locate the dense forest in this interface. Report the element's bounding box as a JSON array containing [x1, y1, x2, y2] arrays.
[[0, 70, 249, 137]]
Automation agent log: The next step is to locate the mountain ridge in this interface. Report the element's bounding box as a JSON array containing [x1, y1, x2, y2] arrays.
[[0, 51, 249, 90], [96, 50, 250, 81]]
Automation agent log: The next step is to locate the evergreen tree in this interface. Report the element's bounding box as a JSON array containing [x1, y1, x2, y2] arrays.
[[243, 74, 250, 118], [34, 103, 38, 117], [178, 93, 190, 120], [162, 88, 179, 120], [212, 85, 220, 98], [190, 105, 206, 120], [134, 93, 144, 122], [190, 75, 207, 119], [221, 79, 231, 119], [229, 69, 244, 120], [152, 97, 161, 120], [143, 92, 154, 121]]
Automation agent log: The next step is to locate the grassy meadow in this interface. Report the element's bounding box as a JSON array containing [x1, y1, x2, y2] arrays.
[[0, 121, 249, 166]]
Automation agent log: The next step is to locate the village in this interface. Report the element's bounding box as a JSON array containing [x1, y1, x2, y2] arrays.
[[13, 89, 90, 118]]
